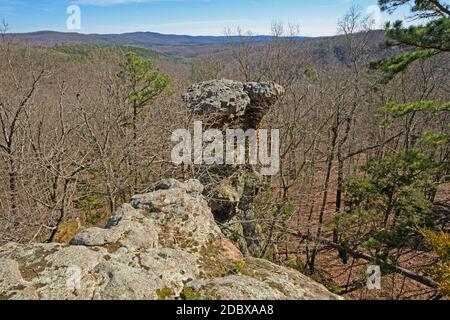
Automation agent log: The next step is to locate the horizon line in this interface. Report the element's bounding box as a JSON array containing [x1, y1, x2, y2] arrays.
[[6, 29, 330, 38]]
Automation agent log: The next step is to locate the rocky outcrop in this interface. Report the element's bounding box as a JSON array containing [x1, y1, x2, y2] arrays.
[[0, 179, 341, 300], [183, 79, 285, 129], [182, 79, 285, 255]]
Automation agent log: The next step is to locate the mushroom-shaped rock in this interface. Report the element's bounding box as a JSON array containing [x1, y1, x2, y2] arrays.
[[0, 179, 342, 300], [182, 79, 250, 118]]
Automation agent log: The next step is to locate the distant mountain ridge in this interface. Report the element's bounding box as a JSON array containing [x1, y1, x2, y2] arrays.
[[5, 31, 311, 58]]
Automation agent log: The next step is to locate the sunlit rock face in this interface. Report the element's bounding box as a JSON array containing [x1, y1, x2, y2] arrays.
[[182, 79, 285, 256], [182, 79, 285, 129], [0, 179, 341, 300]]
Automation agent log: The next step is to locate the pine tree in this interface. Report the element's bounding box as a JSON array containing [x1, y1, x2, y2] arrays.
[[371, 1, 450, 82], [119, 52, 170, 194], [336, 1, 450, 296], [372, 0, 449, 152]]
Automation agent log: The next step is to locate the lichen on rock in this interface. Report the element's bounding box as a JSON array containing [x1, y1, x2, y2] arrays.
[[0, 179, 341, 300], [182, 79, 286, 256], [182, 79, 285, 129]]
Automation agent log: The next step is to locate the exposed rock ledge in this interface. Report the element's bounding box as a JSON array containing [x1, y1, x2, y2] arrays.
[[182, 79, 285, 129], [0, 179, 341, 300]]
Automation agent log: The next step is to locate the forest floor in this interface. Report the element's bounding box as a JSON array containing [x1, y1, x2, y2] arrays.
[[278, 175, 449, 300]]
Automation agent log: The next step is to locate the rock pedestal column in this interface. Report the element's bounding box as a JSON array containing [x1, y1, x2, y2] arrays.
[[182, 79, 285, 256]]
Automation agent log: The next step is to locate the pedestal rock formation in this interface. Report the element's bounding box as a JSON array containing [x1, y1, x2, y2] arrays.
[[182, 79, 285, 255]]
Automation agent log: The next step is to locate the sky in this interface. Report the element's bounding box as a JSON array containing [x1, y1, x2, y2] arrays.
[[0, 0, 413, 36]]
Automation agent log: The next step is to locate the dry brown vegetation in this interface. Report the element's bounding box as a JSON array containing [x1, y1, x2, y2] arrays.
[[0, 10, 449, 300]]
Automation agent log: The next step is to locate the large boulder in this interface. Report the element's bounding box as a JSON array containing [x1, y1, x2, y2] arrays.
[[0, 179, 341, 300], [182, 79, 285, 129]]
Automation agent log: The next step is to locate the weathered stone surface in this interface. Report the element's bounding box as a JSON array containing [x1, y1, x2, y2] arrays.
[[186, 275, 286, 300], [0, 179, 341, 300], [243, 258, 341, 300], [182, 79, 285, 128], [243, 82, 285, 106], [183, 79, 250, 118], [185, 258, 341, 300], [71, 204, 159, 251], [182, 80, 285, 256]]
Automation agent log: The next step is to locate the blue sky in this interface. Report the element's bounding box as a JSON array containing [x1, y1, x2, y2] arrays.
[[0, 0, 412, 36]]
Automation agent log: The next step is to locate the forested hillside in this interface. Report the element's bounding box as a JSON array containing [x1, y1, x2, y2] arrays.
[[0, 0, 448, 300]]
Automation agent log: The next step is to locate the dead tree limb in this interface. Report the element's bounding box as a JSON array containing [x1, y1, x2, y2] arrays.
[[288, 230, 440, 289]]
